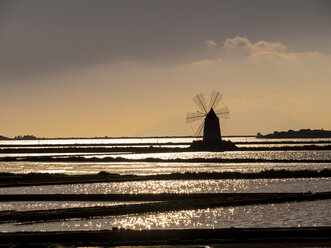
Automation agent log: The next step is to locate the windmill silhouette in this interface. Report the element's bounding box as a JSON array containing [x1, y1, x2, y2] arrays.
[[186, 91, 230, 142]]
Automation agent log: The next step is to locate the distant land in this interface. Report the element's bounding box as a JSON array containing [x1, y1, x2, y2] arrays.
[[0, 135, 38, 140], [0, 135, 254, 140], [257, 129, 331, 139], [1, 130, 330, 140]]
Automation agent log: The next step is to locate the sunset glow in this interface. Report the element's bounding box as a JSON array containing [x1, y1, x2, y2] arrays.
[[1, 1, 330, 137]]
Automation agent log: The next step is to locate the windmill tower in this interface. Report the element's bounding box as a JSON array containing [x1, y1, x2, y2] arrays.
[[186, 91, 230, 143]]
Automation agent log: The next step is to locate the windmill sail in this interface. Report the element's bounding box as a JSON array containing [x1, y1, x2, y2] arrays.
[[208, 91, 223, 110], [186, 112, 206, 123], [187, 91, 229, 141], [195, 121, 205, 136], [193, 93, 208, 114], [215, 107, 230, 119]]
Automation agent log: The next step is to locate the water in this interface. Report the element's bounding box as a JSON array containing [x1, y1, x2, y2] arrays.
[[0, 201, 149, 212], [100, 150, 331, 161], [0, 178, 329, 195], [0, 137, 330, 146], [0, 137, 330, 232], [0, 161, 330, 175], [0, 200, 329, 232], [0, 137, 197, 146]]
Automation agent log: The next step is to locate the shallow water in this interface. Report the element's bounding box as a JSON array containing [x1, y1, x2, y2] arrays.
[[1, 150, 330, 161], [1, 199, 329, 232], [0, 137, 330, 232], [1, 137, 330, 175], [1, 137, 330, 146], [1, 178, 329, 195], [0, 201, 149, 212], [0, 161, 330, 175], [102, 150, 331, 161], [0, 137, 198, 146]]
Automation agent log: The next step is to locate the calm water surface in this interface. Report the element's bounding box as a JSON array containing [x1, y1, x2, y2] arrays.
[[102, 150, 331, 161], [0, 201, 150, 211], [1, 150, 330, 161], [1, 137, 330, 175], [0, 137, 330, 145], [0, 200, 329, 232], [0, 137, 330, 232], [0, 161, 330, 175], [1, 178, 329, 195]]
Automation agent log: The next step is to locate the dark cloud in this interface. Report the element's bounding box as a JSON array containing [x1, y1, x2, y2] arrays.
[[0, 0, 330, 81]]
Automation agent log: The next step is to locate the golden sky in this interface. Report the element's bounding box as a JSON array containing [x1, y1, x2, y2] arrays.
[[0, 1, 330, 137]]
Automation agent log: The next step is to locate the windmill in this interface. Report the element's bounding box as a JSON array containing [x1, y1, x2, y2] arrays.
[[186, 91, 230, 142]]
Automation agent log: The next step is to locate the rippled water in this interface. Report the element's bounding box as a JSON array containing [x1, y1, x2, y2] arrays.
[[1, 178, 329, 195], [0, 200, 329, 232], [0, 137, 197, 146], [0, 137, 330, 232], [1, 150, 330, 161], [1, 137, 330, 175], [0, 201, 148, 211], [0, 161, 330, 175], [103, 150, 331, 161], [1, 137, 330, 145]]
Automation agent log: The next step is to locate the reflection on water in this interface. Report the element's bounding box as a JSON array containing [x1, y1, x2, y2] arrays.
[[0, 161, 330, 175], [3, 150, 329, 161], [0, 152, 129, 158], [102, 150, 331, 161], [0, 201, 149, 212], [0, 137, 330, 146], [0, 200, 329, 232], [0, 137, 330, 232], [236, 143, 331, 148], [1, 178, 329, 195], [0, 137, 198, 146]]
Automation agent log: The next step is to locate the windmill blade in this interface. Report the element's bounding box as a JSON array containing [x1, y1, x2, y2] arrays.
[[186, 112, 206, 124], [208, 91, 223, 110], [195, 120, 204, 137], [193, 93, 208, 114], [215, 107, 230, 119]]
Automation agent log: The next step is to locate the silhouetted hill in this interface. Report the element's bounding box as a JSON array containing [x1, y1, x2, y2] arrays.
[[257, 129, 331, 138], [0, 135, 10, 140]]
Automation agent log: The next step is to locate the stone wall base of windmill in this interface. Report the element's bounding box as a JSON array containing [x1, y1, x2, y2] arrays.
[[190, 140, 237, 151]]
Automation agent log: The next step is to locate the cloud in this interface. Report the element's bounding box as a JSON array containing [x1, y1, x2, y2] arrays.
[[252, 40, 287, 52], [224, 36, 286, 52], [204, 40, 217, 49], [223, 36, 319, 61], [248, 50, 320, 61], [223, 36, 252, 50]]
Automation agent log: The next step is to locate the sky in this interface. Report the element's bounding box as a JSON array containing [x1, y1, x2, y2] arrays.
[[0, 0, 330, 137]]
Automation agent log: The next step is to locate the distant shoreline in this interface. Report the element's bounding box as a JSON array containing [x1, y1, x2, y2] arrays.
[[257, 129, 331, 139], [0, 135, 256, 140]]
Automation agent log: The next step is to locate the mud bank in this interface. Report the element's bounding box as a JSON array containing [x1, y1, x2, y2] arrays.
[[0, 169, 330, 187], [1, 155, 331, 164], [0, 227, 330, 247]]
